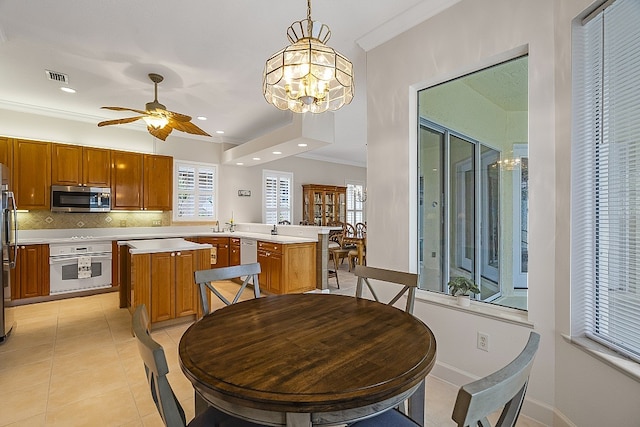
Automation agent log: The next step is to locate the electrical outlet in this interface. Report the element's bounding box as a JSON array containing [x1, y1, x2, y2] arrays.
[[120, 220, 127, 227], [477, 332, 489, 352], [152, 220, 162, 226]]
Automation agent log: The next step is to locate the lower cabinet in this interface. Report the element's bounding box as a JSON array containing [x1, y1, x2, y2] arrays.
[[129, 248, 206, 325], [11, 244, 50, 300], [197, 237, 230, 268], [230, 238, 240, 266], [257, 241, 316, 294]]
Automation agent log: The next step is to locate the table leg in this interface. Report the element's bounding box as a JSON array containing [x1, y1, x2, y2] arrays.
[[407, 379, 425, 427], [357, 241, 364, 266], [286, 412, 311, 427]]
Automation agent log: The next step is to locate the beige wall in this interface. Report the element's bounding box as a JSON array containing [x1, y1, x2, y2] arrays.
[[367, 0, 640, 425]]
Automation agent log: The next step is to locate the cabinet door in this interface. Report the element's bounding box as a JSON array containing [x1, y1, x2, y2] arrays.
[[111, 150, 143, 210], [16, 244, 46, 299], [14, 139, 51, 209], [150, 252, 175, 322], [51, 144, 82, 186], [83, 147, 111, 187], [257, 249, 270, 292], [230, 240, 240, 266], [268, 251, 283, 294], [144, 154, 173, 210], [0, 137, 13, 187], [175, 251, 199, 318]]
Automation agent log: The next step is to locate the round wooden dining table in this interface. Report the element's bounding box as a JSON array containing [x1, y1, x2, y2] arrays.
[[179, 293, 437, 426]]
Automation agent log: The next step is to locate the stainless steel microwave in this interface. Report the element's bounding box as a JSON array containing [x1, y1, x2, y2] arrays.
[[51, 185, 111, 212]]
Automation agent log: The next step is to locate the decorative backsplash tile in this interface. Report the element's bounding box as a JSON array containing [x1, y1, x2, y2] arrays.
[[17, 211, 173, 230]]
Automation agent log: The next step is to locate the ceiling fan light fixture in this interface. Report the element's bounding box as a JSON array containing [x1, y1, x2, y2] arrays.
[[263, 0, 354, 114], [143, 115, 169, 129]]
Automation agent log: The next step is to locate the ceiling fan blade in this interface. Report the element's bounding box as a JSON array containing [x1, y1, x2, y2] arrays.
[[165, 110, 192, 122], [147, 125, 173, 141], [98, 116, 145, 127], [101, 106, 149, 115], [168, 118, 211, 137]]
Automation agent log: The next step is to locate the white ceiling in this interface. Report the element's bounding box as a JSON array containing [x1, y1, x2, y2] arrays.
[[0, 0, 460, 167]]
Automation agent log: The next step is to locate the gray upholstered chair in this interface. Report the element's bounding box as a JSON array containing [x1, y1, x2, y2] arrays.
[[194, 262, 261, 318], [452, 331, 540, 427], [132, 304, 264, 427], [353, 265, 418, 314]]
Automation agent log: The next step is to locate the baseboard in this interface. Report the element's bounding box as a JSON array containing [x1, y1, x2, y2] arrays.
[[431, 361, 558, 426]]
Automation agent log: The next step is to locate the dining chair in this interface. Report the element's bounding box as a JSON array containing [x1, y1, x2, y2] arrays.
[[354, 265, 418, 314], [452, 331, 541, 427], [132, 304, 265, 427], [194, 262, 261, 319]]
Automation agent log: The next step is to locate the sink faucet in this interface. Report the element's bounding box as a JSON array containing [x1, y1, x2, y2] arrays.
[[271, 225, 278, 235]]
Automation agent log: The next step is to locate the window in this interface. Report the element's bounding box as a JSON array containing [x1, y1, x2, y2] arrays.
[[346, 181, 365, 225], [263, 170, 292, 224], [173, 161, 217, 222], [417, 55, 528, 311], [572, 0, 640, 362]]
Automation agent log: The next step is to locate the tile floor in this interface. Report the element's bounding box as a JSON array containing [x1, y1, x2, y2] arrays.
[[0, 264, 546, 426]]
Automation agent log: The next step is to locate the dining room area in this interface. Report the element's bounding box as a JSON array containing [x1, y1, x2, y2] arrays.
[[0, 256, 546, 427]]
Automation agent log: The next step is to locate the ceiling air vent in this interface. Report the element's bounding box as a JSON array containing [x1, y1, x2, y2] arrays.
[[45, 70, 69, 84]]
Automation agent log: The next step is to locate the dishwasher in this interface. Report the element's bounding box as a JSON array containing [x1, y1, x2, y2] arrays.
[[240, 238, 257, 264]]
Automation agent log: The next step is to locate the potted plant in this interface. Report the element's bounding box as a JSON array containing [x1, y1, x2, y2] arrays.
[[448, 276, 480, 307]]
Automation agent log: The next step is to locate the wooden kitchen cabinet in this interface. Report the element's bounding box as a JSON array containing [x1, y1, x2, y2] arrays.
[[128, 249, 202, 325], [51, 144, 111, 187], [302, 184, 347, 226], [257, 241, 316, 294], [143, 154, 173, 211], [11, 244, 50, 300], [13, 139, 51, 210], [111, 150, 143, 210], [198, 237, 230, 268], [229, 238, 240, 266], [0, 137, 13, 185]]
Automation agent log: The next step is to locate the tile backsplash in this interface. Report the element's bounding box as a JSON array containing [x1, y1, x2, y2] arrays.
[[17, 210, 173, 230]]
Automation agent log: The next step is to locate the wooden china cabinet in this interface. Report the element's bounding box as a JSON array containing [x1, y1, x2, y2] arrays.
[[302, 184, 346, 226]]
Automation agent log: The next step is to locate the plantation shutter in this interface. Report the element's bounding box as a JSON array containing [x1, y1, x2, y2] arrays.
[[175, 162, 217, 221], [263, 171, 293, 224]]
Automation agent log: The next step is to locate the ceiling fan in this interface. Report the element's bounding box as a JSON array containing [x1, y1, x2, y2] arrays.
[[97, 73, 211, 141]]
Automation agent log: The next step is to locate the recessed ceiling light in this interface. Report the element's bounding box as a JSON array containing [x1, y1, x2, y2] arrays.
[[272, 151, 282, 155], [216, 130, 225, 134], [60, 87, 76, 93], [298, 143, 308, 147], [252, 157, 261, 161], [197, 116, 207, 121], [236, 162, 244, 166]]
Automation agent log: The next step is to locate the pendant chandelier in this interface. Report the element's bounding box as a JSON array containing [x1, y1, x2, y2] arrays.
[[263, 0, 354, 113]]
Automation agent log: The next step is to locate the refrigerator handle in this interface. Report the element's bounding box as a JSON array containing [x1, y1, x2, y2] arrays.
[[7, 191, 17, 269]]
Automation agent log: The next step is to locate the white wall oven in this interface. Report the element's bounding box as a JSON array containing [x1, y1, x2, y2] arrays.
[[49, 241, 112, 295]]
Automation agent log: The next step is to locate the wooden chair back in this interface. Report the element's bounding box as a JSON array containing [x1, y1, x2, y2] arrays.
[[354, 265, 419, 314], [132, 304, 187, 427], [355, 222, 367, 237], [194, 262, 261, 318], [452, 332, 541, 427]]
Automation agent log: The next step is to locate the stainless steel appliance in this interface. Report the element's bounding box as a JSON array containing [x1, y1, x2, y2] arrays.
[[51, 185, 111, 212], [49, 241, 112, 295], [240, 238, 257, 264], [1, 163, 18, 343]]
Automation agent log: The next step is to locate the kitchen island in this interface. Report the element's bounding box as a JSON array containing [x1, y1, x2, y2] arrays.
[[119, 238, 212, 328]]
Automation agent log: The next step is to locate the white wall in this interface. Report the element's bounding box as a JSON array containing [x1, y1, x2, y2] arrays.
[[367, 0, 640, 425], [0, 108, 366, 225]]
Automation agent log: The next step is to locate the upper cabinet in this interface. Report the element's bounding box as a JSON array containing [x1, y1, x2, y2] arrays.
[[302, 184, 346, 226], [52, 144, 111, 187], [111, 150, 144, 210], [143, 154, 173, 211], [111, 151, 173, 211], [14, 139, 51, 210]]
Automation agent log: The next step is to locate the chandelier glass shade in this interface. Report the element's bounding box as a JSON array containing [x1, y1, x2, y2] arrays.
[[263, 1, 354, 113]]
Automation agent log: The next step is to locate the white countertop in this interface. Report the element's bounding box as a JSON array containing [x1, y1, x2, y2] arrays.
[[17, 223, 324, 245], [120, 238, 213, 254]]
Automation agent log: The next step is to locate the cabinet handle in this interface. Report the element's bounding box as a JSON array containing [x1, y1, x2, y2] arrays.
[[177, 252, 181, 256], [171, 252, 175, 257]]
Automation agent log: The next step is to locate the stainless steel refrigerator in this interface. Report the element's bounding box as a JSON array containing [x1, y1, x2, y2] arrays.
[[0, 163, 17, 343]]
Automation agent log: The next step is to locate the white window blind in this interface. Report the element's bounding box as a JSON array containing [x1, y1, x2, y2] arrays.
[[346, 182, 365, 225], [263, 170, 292, 224], [174, 161, 217, 221], [572, 0, 640, 362]]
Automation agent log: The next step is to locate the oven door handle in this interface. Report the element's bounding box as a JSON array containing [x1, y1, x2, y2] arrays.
[[49, 253, 112, 265]]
